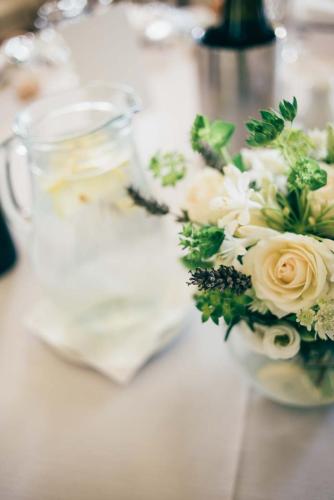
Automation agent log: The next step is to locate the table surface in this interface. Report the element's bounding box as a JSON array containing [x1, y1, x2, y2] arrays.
[[1, 35, 334, 500]]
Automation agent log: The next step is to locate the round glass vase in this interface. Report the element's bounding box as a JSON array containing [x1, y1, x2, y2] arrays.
[[228, 324, 334, 408]]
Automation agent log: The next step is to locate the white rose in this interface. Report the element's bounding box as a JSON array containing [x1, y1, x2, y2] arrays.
[[184, 168, 225, 224], [262, 324, 300, 360], [308, 163, 334, 217], [243, 233, 334, 317]]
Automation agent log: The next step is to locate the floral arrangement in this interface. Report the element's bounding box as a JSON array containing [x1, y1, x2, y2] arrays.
[[128, 98, 334, 397]]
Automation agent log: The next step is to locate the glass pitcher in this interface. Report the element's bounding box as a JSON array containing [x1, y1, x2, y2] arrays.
[[2, 82, 174, 329]]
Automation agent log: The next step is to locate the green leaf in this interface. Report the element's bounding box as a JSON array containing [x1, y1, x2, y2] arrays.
[[261, 207, 285, 231], [190, 115, 232, 172], [180, 224, 225, 269], [232, 153, 247, 172], [260, 109, 285, 131], [299, 327, 316, 342], [279, 97, 298, 122], [245, 110, 284, 147], [181, 255, 213, 270], [191, 115, 235, 157], [288, 157, 327, 191], [149, 151, 187, 187], [326, 123, 334, 163], [224, 320, 238, 340], [191, 114, 235, 153], [209, 120, 235, 149], [246, 98, 298, 148], [194, 289, 251, 327]]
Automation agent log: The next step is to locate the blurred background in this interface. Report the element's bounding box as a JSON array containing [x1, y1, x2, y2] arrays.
[[0, 0, 333, 137], [0, 0, 333, 281]]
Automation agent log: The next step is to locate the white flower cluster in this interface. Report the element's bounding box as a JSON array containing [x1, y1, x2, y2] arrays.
[[297, 298, 334, 341], [184, 141, 334, 360]]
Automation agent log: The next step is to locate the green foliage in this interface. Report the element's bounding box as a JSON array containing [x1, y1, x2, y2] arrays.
[[279, 97, 298, 122], [246, 113, 284, 147], [194, 289, 251, 330], [232, 152, 247, 172], [246, 97, 298, 150], [262, 154, 328, 235], [277, 128, 314, 165], [175, 209, 190, 223], [298, 326, 317, 342], [180, 224, 224, 269], [299, 342, 334, 395], [261, 206, 285, 231], [149, 151, 187, 187], [262, 187, 334, 239], [191, 115, 235, 152], [245, 97, 296, 147], [191, 115, 234, 172], [326, 123, 334, 163], [288, 157, 327, 191]]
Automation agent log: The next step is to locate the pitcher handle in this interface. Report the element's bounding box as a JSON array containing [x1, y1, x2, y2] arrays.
[[1, 136, 31, 228]]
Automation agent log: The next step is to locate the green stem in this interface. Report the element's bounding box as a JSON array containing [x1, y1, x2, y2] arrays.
[[221, 147, 232, 165]]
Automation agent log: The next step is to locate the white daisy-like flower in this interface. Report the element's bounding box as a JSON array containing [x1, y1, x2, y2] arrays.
[[315, 298, 334, 340], [241, 148, 288, 191], [296, 308, 316, 332], [215, 231, 247, 268], [210, 164, 262, 234]]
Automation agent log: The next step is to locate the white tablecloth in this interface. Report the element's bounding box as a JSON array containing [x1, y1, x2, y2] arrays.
[[1, 37, 334, 500]]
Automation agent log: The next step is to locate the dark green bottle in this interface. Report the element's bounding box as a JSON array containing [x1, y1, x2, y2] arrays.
[[201, 0, 275, 49], [195, 0, 277, 148], [0, 205, 17, 276]]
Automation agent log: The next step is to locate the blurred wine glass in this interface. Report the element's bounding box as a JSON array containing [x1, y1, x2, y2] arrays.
[[35, 0, 89, 29], [265, 0, 289, 27]]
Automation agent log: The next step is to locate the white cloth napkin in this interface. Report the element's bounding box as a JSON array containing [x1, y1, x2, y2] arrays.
[[25, 283, 190, 384]]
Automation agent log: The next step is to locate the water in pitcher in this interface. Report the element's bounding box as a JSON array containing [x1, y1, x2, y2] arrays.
[[19, 87, 173, 329]]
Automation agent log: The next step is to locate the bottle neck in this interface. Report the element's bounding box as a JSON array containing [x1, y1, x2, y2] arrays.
[[223, 0, 267, 35], [200, 0, 275, 49]]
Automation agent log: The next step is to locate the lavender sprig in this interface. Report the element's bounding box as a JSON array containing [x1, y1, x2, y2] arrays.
[[188, 265, 252, 295], [127, 186, 169, 216]]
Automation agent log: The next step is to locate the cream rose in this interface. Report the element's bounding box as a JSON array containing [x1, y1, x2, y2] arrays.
[[243, 233, 334, 317], [262, 324, 300, 360], [239, 321, 300, 359], [184, 168, 225, 224]]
